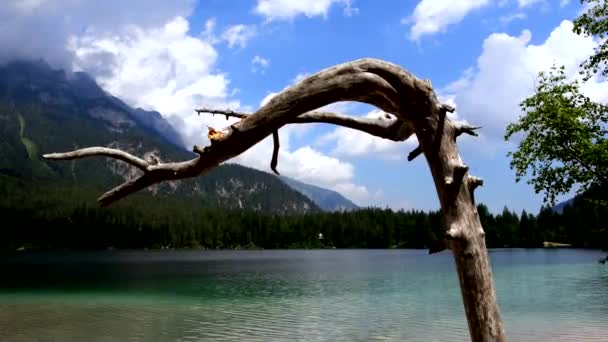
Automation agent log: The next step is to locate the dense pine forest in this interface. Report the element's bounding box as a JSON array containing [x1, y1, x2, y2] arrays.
[[1, 175, 606, 252]]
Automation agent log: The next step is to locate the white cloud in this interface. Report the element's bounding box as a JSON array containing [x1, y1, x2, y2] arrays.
[[251, 55, 270, 73], [517, 0, 543, 8], [254, 0, 358, 21], [1, 0, 386, 208], [70, 13, 373, 205], [1, 0, 241, 151], [10, 0, 48, 13], [201, 18, 219, 44], [560, 0, 570, 7], [0, 0, 195, 68], [405, 0, 490, 40], [69, 16, 241, 149], [252, 55, 269, 67], [233, 126, 374, 206], [333, 183, 381, 206], [443, 20, 608, 149], [221, 24, 257, 49], [499, 12, 526, 24]]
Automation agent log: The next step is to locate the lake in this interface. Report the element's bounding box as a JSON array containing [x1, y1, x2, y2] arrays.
[[0, 249, 607, 341]]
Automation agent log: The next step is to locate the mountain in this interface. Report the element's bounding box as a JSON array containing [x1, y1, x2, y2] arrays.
[[552, 183, 607, 214], [552, 198, 575, 214], [280, 176, 359, 212], [0, 59, 318, 214]]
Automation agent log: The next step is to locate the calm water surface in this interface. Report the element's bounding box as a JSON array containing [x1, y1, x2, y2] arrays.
[[0, 249, 606, 341]]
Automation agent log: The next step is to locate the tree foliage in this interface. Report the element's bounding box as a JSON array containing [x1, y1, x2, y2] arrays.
[[573, 0, 608, 80], [506, 1, 608, 262], [2, 176, 606, 254], [505, 65, 608, 206]]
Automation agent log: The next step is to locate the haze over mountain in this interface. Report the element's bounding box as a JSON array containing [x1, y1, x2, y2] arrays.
[[280, 176, 359, 212], [0, 59, 332, 214]]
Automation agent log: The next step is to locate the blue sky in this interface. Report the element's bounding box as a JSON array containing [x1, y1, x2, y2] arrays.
[[2, 0, 605, 214]]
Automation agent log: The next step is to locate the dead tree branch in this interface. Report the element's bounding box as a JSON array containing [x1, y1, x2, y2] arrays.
[[44, 147, 149, 172], [407, 145, 423, 161], [271, 130, 280, 175], [454, 122, 482, 138], [44, 58, 505, 341], [195, 107, 414, 142]]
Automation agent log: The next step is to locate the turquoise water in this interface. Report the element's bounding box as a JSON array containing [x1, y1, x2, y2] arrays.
[[0, 249, 606, 341]]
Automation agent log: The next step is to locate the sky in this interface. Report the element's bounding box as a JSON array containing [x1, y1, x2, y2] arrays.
[[1, 0, 606, 214]]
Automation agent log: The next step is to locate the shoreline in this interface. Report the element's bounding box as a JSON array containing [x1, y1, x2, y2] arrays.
[[1, 246, 603, 255]]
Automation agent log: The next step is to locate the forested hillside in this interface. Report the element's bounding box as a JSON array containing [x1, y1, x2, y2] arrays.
[[1, 174, 605, 252]]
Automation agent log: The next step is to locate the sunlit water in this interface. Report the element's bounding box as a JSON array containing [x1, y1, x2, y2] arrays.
[[0, 249, 606, 341]]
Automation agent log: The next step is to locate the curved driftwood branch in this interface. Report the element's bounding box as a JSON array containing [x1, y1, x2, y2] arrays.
[[195, 107, 414, 142], [44, 147, 150, 172], [44, 58, 505, 341]]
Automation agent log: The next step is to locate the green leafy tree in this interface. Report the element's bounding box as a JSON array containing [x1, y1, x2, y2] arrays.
[[504, 64, 608, 206], [505, 1, 608, 262], [573, 0, 608, 81]]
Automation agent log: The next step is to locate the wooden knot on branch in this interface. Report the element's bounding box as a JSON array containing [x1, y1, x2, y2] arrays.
[[468, 175, 484, 191], [147, 154, 161, 165], [429, 225, 464, 254], [192, 145, 208, 155], [207, 126, 228, 144], [445, 225, 466, 243], [422, 79, 433, 89], [444, 161, 469, 203], [452, 162, 469, 184], [440, 103, 455, 114], [467, 175, 484, 206], [445, 161, 469, 187]]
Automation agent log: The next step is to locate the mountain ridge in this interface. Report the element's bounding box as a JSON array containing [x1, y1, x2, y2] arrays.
[[279, 176, 359, 212], [0, 59, 322, 214]]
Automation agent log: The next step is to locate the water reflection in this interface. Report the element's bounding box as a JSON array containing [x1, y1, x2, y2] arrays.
[[0, 249, 606, 341]]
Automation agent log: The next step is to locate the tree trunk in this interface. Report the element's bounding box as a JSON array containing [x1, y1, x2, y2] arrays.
[[413, 106, 506, 341]]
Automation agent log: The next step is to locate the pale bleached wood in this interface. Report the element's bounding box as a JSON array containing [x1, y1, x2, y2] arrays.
[[44, 58, 506, 341], [44, 147, 149, 171], [195, 108, 414, 142]]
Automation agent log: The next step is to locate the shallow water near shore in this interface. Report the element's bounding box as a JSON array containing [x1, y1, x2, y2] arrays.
[[1, 248, 607, 341]]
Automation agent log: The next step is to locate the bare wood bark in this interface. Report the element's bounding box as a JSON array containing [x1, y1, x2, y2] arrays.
[[271, 130, 280, 175], [44, 58, 506, 341], [44, 147, 150, 171], [196, 107, 414, 142]]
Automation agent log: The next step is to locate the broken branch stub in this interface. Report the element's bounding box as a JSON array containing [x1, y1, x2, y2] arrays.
[[43, 58, 505, 341], [271, 131, 280, 175]]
